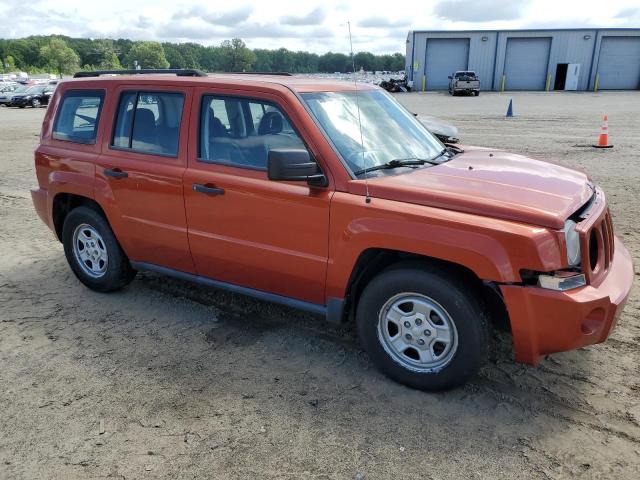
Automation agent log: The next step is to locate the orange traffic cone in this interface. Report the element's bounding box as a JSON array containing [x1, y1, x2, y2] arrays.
[[593, 115, 613, 149]]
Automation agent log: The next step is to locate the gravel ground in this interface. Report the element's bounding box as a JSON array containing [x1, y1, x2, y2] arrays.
[[0, 91, 638, 479]]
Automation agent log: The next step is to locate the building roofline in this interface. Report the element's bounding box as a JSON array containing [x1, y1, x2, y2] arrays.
[[408, 27, 640, 34]]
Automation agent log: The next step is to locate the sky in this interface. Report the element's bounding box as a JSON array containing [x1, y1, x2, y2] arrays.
[[0, 0, 639, 54]]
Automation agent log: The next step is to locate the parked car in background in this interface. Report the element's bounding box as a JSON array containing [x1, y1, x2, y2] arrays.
[[417, 115, 459, 143], [0, 82, 19, 93], [30, 69, 634, 392], [448, 71, 480, 96], [10, 84, 56, 108], [1, 72, 29, 83], [0, 84, 31, 106]]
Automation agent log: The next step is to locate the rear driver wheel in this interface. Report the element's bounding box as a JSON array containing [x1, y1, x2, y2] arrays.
[[62, 206, 136, 292], [356, 264, 490, 391]]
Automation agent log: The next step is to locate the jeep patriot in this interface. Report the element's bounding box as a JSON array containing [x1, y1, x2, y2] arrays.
[[31, 69, 634, 391]]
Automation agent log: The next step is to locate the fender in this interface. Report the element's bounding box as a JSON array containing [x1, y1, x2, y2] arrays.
[[325, 192, 564, 300], [43, 149, 96, 232], [47, 169, 134, 259]]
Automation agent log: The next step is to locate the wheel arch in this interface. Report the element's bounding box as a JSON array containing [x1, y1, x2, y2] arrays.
[[52, 193, 109, 242], [338, 248, 510, 332]]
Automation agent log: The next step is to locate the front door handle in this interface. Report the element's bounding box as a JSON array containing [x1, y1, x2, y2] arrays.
[[193, 183, 225, 196], [104, 167, 128, 179]]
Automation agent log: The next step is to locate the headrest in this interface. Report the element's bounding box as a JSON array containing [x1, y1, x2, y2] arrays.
[[258, 111, 283, 135], [208, 110, 227, 137], [135, 108, 156, 125]]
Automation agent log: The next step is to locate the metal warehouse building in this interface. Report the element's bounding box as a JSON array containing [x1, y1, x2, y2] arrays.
[[406, 28, 640, 91]]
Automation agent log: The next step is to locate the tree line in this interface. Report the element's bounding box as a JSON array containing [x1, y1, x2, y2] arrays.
[[0, 36, 405, 76]]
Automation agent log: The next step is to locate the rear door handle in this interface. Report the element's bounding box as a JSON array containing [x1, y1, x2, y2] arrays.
[[193, 183, 225, 196], [104, 168, 128, 179]]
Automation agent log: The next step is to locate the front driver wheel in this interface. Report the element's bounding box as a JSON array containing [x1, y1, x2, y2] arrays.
[[356, 264, 490, 391], [62, 206, 136, 292]]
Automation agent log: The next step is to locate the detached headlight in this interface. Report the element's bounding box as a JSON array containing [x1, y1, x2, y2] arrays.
[[533, 219, 586, 291], [563, 219, 581, 266]]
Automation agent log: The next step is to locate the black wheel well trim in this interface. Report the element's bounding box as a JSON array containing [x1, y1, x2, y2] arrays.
[[51, 193, 108, 241], [338, 248, 511, 332]]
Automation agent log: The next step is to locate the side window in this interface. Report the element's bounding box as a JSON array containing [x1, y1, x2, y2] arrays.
[[208, 98, 231, 129], [112, 91, 184, 156], [199, 95, 306, 170], [52, 90, 104, 144]]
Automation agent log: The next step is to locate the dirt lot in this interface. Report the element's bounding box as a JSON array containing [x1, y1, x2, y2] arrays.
[[0, 91, 639, 479]]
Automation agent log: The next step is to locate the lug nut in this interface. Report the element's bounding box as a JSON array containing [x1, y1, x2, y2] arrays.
[[424, 329, 432, 337], [415, 318, 423, 326], [404, 321, 411, 328], [405, 333, 413, 341], [417, 339, 425, 346]]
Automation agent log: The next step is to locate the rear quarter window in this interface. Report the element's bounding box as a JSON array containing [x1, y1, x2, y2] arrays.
[[52, 90, 105, 144]]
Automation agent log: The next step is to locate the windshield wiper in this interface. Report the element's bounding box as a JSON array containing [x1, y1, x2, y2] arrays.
[[430, 145, 465, 163], [353, 157, 439, 176], [431, 147, 450, 163]]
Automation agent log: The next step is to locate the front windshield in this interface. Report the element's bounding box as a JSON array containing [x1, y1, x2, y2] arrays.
[[301, 90, 443, 175]]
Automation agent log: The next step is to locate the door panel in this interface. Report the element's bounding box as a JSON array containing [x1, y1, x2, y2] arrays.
[[184, 88, 332, 304], [565, 63, 580, 91], [95, 85, 195, 273]]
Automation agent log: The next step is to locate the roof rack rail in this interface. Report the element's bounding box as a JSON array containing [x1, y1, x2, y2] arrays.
[[226, 72, 293, 76], [73, 69, 208, 78]]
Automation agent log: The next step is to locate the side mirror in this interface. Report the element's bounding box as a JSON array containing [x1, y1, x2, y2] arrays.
[[448, 75, 453, 79], [267, 149, 327, 187]]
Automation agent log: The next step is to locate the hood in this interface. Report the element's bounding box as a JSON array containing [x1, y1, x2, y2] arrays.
[[361, 146, 594, 229], [418, 115, 459, 141]]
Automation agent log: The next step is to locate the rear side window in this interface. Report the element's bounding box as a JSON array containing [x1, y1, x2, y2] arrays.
[[52, 90, 104, 144], [112, 91, 184, 156]]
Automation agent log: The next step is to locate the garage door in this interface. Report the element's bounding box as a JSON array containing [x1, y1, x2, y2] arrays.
[[597, 37, 640, 90], [504, 37, 551, 90], [425, 38, 469, 90]]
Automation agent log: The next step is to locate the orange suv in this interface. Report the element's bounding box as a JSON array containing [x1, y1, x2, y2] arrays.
[[31, 69, 634, 391]]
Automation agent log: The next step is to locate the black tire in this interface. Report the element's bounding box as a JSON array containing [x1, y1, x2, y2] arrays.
[[356, 264, 490, 391], [475, 91, 480, 96], [62, 206, 136, 292]]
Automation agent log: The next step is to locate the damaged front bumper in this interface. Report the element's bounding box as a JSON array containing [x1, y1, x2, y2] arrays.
[[500, 236, 634, 365]]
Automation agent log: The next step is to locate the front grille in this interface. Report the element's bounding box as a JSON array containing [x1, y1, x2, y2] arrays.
[[578, 190, 614, 286]]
